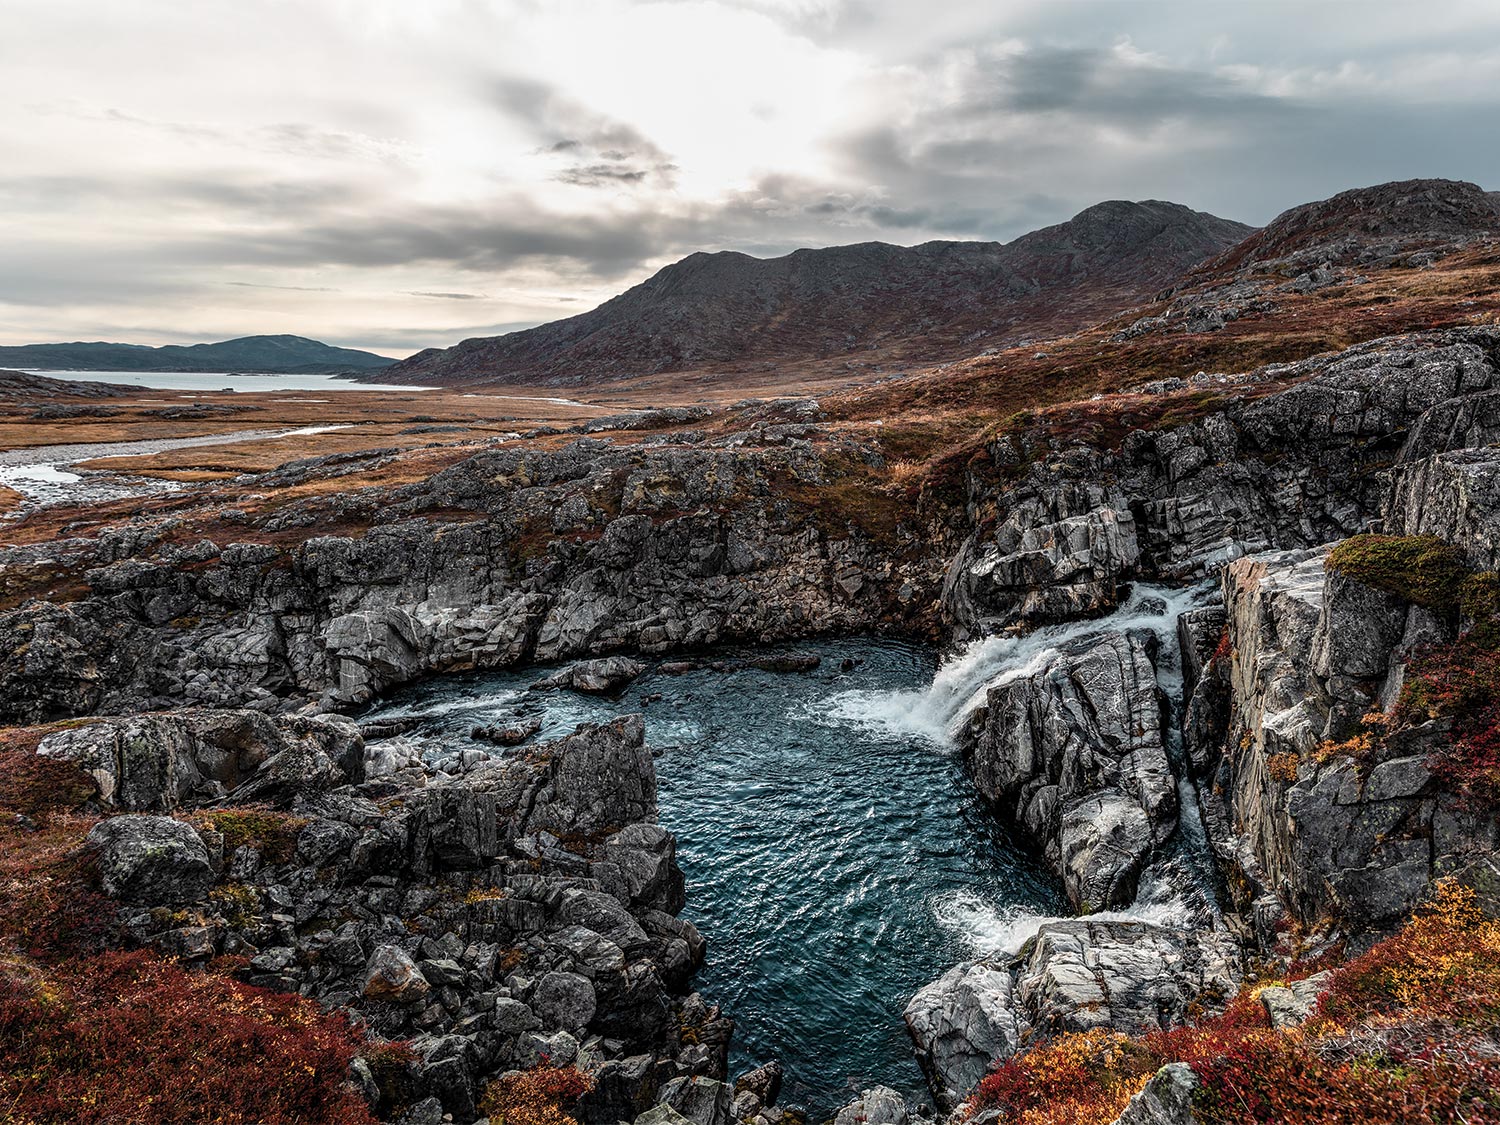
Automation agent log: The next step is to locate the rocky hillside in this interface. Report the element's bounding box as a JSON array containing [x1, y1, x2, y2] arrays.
[[387, 201, 1251, 386], [0, 334, 396, 374], [1200, 177, 1500, 277]]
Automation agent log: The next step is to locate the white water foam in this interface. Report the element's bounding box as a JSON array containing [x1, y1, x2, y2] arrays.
[[932, 863, 1205, 957], [818, 583, 1212, 748], [842, 581, 1223, 951]]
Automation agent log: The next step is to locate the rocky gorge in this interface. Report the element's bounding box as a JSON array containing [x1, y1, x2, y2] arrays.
[[5, 183, 1500, 1125]]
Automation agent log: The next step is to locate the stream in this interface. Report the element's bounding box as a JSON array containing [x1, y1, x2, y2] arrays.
[[0, 424, 352, 511], [366, 584, 1220, 1111]]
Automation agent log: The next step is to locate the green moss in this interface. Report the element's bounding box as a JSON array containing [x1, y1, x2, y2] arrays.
[[1325, 534, 1471, 609], [190, 809, 308, 865]]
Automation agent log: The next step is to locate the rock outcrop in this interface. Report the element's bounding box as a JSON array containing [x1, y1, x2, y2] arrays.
[[37, 709, 364, 810], [0, 436, 942, 723], [961, 631, 1175, 911], [1187, 544, 1500, 934], [904, 920, 1239, 1110], [81, 717, 724, 1124], [947, 328, 1500, 631], [1015, 921, 1240, 1037], [904, 960, 1029, 1108]]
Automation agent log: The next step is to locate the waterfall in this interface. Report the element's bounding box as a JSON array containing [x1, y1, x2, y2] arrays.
[[820, 582, 1226, 954], [822, 583, 1211, 748]]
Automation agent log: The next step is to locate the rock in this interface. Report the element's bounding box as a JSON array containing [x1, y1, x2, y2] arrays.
[[526, 716, 657, 837], [944, 484, 1140, 627], [363, 944, 432, 1004], [37, 710, 364, 812], [536, 656, 647, 694], [658, 1076, 732, 1125], [85, 815, 213, 904], [1258, 971, 1333, 1030], [962, 631, 1175, 911], [834, 1087, 908, 1125], [582, 1054, 660, 1123], [395, 1096, 446, 1125], [473, 718, 543, 746], [904, 960, 1028, 1109], [533, 971, 597, 1033], [733, 1061, 782, 1108], [1108, 1063, 1202, 1125], [1216, 546, 1500, 931], [1017, 921, 1242, 1036], [637, 1106, 696, 1125]]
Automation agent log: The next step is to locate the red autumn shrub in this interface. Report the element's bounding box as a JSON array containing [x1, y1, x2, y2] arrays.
[[480, 1064, 594, 1125], [1399, 633, 1500, 805], [0, 949, 378, 1124], [0, 816, 115, 957]]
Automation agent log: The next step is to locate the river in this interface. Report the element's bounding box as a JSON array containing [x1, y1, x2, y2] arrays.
[[365, 585, 1220, 1111]]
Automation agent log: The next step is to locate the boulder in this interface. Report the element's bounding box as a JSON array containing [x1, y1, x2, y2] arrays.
[[834, 1087, 908, 1125], [536, 656, 646, 694], [657, 1076, 732, 1125], [1108, 1063, 1202, 1125], [903, 959, 1028, 1109], [962, 631, 1175, 911], [1017, 921, 1241, 1036], [1258, 970, 1332, 1030], [85, 815, 213, 904], [363, 944, 432, 1004], [533, 970, 597, 1033]]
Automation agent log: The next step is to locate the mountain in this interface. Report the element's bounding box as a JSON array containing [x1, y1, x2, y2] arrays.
[[387, 200, 1253, 386], [1197, 177, 1500, 278], [0, 334, 396, 374]]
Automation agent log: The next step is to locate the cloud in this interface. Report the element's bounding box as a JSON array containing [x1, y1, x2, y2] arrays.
[[494, 77, 679, 190], [3, 0, 1500, 351], [228, 281, 340, 292]]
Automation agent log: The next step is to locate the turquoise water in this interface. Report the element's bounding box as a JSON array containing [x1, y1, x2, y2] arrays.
[[369, 639, 1062, 1110]]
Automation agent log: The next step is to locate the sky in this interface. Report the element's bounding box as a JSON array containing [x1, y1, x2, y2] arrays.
[[3, 0, 1500, 357]]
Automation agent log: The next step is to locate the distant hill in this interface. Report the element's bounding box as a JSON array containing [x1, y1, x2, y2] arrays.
[[0, 334, 396, 374], [1195, 178, 1500, 278], [386, 200, 1253, 386]]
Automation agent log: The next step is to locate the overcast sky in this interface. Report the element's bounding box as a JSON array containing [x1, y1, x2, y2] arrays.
[[3, 0, 1499, 357]]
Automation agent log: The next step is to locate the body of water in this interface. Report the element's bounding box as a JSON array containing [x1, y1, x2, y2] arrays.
[[18, 368, 430, 393], [0, 424, 352, 511], [365, 585, 1219, 1112]]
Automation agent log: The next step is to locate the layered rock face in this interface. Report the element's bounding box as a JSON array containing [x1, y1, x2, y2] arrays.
[[946, 328, 1500, 631], [961, 631, 1175, 911], [72, 715, 729, 1125], [0, 435, 943, 723], [1191, 545, 1500, 935]]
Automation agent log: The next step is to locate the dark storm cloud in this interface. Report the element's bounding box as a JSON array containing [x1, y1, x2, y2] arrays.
[[974, 45, 1287, 124], [185, 204, 669, 277]]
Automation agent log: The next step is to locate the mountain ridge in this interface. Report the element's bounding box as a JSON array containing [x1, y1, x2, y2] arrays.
[[388, 199, 1254, 386], [0, 333, 396, 374]]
